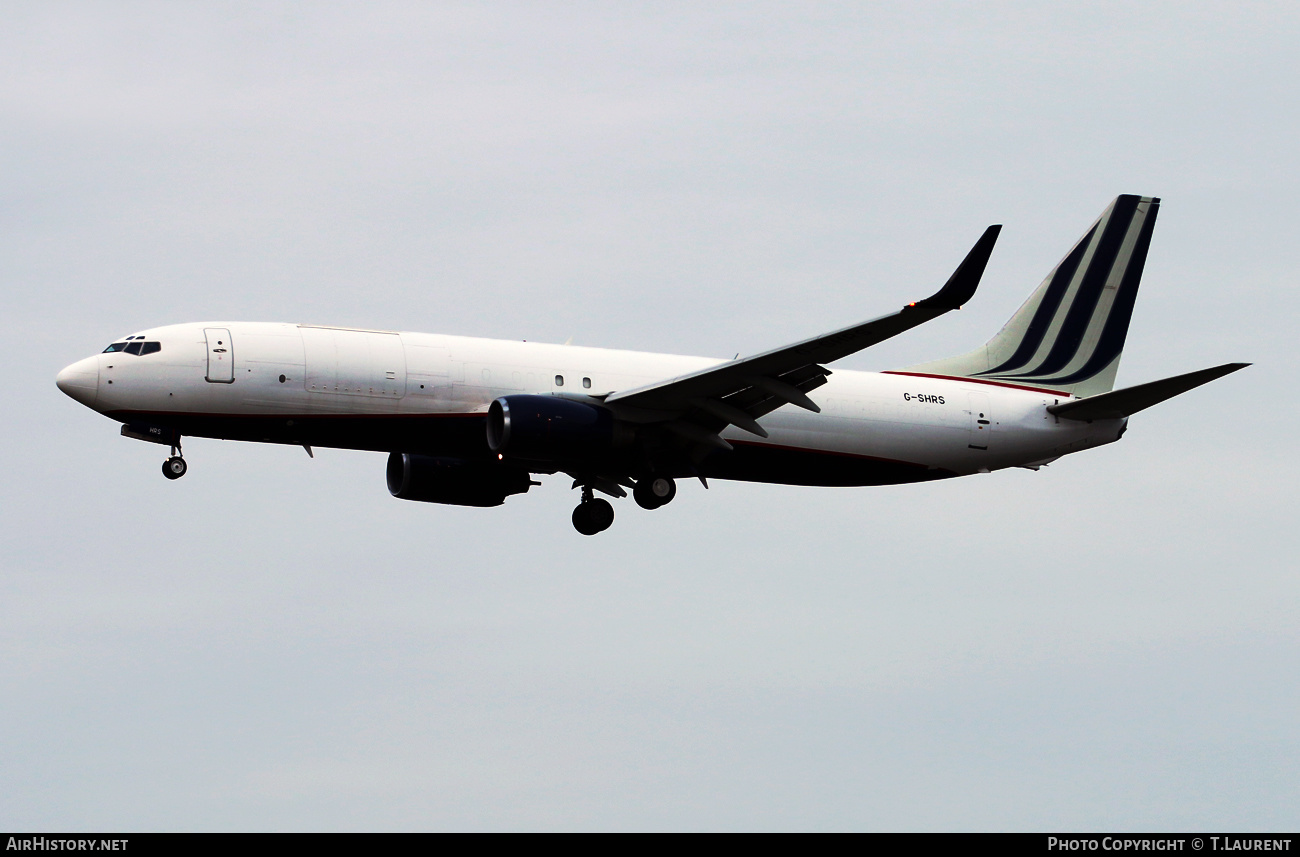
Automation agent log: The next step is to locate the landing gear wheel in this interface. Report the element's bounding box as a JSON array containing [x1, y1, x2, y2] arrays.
[[572, 498, 615, 535], [588, 498, 614, 531], [572, 504, 595, 535], [634, 476, 676, 510], [162, 456, 187, 480]]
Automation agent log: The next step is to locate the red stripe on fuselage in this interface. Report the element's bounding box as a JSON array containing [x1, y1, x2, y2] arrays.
[[881, 371, 1072, 397]]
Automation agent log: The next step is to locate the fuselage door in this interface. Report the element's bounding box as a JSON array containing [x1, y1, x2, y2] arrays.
[[301, 327, 407, 398], [968, 392, 991, 450], [204, 328, 235, 384]]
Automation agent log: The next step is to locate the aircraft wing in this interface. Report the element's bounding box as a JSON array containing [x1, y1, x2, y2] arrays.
[[1047, 362, 1250, 421], [603, 225, 1001, 447]]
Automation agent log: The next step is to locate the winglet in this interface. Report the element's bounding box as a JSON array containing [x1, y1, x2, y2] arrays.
[[915, 224, 1001, 311]]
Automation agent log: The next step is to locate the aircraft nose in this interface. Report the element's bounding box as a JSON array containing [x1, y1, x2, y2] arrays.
[[56, 356, 99, 407]]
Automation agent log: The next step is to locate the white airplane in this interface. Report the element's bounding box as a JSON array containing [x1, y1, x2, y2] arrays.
[[57, 195, 1246, 534]]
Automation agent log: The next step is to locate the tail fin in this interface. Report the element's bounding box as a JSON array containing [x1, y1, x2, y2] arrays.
[[902, 194, 1160, 397]]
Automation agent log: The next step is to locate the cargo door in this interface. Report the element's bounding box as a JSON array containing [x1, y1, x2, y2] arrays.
[[204, 328, 234, 383], [302, 326, 406, 398]]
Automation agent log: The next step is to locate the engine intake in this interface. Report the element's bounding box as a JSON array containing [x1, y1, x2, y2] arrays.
[[486, 395, 618, 462], [386, 453, 531, 507]]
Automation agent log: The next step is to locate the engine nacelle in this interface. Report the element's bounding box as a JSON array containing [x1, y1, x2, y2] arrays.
[[486, 395, 619, 462], [386, 453, 531, 507]]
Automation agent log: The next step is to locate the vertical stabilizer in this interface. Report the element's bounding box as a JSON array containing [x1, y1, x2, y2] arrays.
[[901, 195, 1160, 397]]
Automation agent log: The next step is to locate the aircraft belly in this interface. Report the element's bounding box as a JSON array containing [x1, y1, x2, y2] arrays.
[[105, 409, 492, 457], [701, 442, 955, 486], [724, 412, 965, 485]]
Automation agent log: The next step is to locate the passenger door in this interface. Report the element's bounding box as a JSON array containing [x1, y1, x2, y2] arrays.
[[204, 328, 234, 383]]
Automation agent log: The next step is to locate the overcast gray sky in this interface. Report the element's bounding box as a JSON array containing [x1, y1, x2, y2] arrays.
[[3, 1, 1298, 831]]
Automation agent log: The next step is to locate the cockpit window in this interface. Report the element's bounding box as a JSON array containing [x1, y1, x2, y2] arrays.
[[102, 340, 161, 355]]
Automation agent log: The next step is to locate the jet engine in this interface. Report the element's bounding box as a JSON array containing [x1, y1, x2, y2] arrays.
[[485, 395, 625, 462], [386, 453, 532, 507]]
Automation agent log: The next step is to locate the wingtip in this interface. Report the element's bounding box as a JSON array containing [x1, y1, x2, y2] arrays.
[[914, 223, 1001, 311]]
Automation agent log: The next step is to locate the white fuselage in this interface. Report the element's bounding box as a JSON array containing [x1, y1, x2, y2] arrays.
[[56, 322, 1125, 483]]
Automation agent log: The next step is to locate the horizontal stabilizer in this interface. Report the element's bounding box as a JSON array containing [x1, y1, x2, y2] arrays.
[[1047, 363, 1249, 421]]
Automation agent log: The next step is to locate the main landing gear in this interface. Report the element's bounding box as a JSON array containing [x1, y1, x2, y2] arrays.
[[162, 445, 187, 480], [633, 476, 676, 510], [572, 486, 615, 536], [571, 476, 678, 535]]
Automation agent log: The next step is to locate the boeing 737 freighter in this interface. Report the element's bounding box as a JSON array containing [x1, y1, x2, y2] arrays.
[[56, 195, 1247, 534]]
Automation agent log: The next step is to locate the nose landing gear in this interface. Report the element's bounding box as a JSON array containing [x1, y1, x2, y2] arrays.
[[162, 445, 187, 480], [572, 486, 615, 535]]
